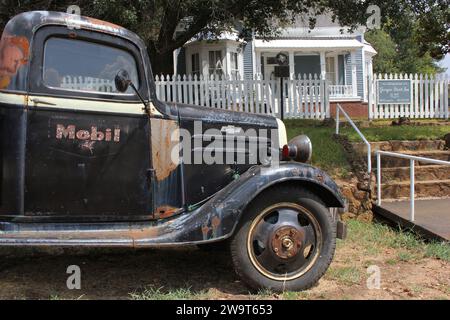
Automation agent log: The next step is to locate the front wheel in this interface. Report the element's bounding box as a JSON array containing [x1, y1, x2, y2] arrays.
[[230, 186, 336, 292]]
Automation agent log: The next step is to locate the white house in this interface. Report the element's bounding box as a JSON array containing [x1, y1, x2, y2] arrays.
[[173, 14, 377, 102]]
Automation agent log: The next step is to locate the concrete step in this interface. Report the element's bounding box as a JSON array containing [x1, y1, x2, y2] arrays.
[[380, 165, 450, 182], [381, 179, 450, 199], [372, 150, 450, 168], [353, 140, 445, 154]]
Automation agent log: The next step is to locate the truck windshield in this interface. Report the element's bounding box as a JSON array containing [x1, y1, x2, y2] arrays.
[[43, 37, 139, 95]]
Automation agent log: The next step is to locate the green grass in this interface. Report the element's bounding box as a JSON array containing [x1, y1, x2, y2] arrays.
[[251, 289, 310, 300], [285, 119, 449, 144], [326, 266, 361, 285], [346, 220, 450, 262], [284, 120, 350, 177], [344, 125, 450, 142], [397, 251, 417, 262], [129, 287, 207, 300], [284, 119, 449, 177]]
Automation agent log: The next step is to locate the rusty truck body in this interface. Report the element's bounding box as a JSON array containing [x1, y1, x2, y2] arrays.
[[0, 11, 346, 291]]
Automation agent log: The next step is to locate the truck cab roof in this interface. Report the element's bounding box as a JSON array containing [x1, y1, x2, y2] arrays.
[[0, 11, 149, 93], [4, 11, 145, 46]]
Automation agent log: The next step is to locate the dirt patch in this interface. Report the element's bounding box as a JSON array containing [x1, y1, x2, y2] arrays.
[[0, 231, 448, 300]]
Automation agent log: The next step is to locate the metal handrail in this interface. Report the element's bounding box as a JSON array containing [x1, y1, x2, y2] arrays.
[[335, 103, 372, 173], [376, 150, 450, 222]]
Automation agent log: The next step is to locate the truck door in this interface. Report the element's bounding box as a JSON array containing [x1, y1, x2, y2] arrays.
[[25, 27, 152, 221]]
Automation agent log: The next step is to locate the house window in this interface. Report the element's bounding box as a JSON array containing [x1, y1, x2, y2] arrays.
[[326, 56, 336, 84], [230, 52, 239, 79], [191, 53, 200, 77], [208, 50, 223, 78]]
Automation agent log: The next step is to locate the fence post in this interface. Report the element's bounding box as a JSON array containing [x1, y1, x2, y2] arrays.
[[324, 78, 330, 118], [280, 76, 284, 120], [368, 74, 373, 120], [445, 74, 449, 120], [410, 159, 415, 222], [335, 106, 340, 135], [377, 152, 381, 206]]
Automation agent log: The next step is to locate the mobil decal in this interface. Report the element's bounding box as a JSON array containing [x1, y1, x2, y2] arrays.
[[56, 124, 121, 142]]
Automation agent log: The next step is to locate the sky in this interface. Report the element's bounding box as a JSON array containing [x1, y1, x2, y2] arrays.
[[439, 53, 450, 76]]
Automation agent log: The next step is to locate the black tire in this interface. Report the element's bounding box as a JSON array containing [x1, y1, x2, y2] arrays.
[[230, 185, 336, 292]]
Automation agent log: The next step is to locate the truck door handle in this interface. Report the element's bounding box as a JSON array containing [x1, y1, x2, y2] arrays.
[[30, 98, 56, 106]]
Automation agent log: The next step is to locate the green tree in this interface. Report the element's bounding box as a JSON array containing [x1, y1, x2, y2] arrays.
[[366, 28, 444, 74], [0, 0, 448, 74], [365, 29, 399, 74], [366, 1, 448, 75]]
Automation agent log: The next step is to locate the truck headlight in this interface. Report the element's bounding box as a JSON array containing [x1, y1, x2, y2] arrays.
[[281, 135, 312, 163]]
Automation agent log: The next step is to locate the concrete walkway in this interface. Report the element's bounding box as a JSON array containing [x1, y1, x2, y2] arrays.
[[373, 198, 450, 241]]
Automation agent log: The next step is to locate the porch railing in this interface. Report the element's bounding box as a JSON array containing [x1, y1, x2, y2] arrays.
[[376, 151, 450, 222], [329, 85, 354, 98]]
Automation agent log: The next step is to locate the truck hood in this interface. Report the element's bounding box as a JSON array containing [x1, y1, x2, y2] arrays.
[[167, 102, 278, 128]]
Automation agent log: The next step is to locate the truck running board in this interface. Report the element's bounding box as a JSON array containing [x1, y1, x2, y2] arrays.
[[0, 219, 227, 248]]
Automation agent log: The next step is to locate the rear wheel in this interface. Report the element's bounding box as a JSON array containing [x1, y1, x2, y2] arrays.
[[230, 186, 336, 292]]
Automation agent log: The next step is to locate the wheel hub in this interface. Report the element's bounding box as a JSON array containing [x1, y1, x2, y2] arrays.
[[271, 226, 304, 259]]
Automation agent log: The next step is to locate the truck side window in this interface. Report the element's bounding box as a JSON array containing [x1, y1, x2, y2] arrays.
[[43, 37, 139, 95]]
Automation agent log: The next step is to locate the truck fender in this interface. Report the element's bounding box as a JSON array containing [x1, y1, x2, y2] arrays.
[[190, 162, 345, 243]]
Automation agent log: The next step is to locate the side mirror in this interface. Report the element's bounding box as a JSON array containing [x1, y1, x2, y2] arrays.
[[115, 69, 131, 93], [114, 69, 149, 113]]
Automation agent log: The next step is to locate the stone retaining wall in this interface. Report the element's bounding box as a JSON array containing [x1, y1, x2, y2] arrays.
[[333, 134, 375, 221]]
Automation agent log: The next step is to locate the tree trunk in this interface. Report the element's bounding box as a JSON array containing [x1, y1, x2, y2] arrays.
[[148, 47, 175, 76]]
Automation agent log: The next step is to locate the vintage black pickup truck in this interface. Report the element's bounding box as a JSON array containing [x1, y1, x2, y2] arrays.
[[0, 11, 346, 291]]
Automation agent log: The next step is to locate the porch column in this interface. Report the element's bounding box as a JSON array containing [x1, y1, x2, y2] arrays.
[[225, 44, 231, 78], [255, 51, 262, 78], [350, 51, 358, 97], [362, 50, 367, 101], [173, 49, 179, 75], [201, 49, 209, 78], [319, 51, 326, 80], [251, 40, 257, 79], [289, 51, 295, 79]]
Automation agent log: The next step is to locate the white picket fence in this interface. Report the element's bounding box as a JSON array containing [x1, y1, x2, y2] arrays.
[[61, 76, 114, 93], [155, 74, 330, 119], [58, 73, 449, 121], [368, 73, 449, 119]]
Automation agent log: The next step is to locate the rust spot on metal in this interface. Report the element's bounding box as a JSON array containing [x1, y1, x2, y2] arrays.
[[271, 226, 305, 260], [0, 32, 30, 89], [200, 215, 222, 240], [151, 119, 179, 181], [154, 205, 178, 219], [211, 215, 221, 237], [211, 216, 221, 230], [201, 223, 210, 240]]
